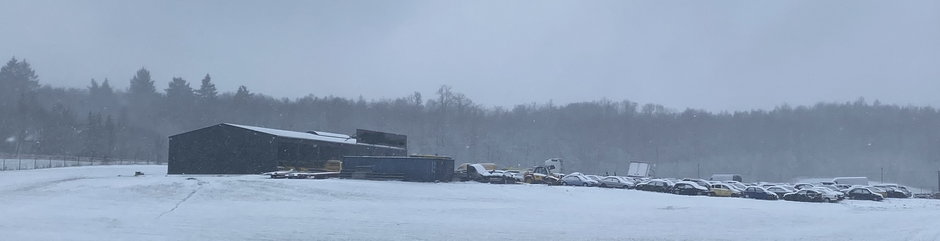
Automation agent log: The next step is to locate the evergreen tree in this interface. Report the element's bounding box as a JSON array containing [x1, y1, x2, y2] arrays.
[[81, 112, 104, 158], [100, 79, 114, 96], [0, 57, 39, 106], [234, 85, 251, 105], [128, 68, 156, 96], [89, 78, 117, 113], [165, 77, 194, 101], [89, 78, 100, 92], [196, 74, 218, 100]]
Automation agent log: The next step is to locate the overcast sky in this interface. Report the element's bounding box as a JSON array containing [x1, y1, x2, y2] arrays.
[[1, 0, 938, 111]]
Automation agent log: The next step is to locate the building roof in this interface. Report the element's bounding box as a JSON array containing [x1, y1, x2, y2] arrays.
[[226, 123, 359, 144]]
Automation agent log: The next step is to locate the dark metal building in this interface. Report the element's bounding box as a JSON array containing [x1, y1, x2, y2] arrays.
[[168, 123, 407, 174], [342, 156, 454, 182]]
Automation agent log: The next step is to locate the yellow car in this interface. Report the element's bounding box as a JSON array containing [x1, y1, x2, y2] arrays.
[[709, 183, 742, 197]]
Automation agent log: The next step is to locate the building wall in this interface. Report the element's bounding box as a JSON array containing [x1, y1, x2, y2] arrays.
[[168, 125, 276, 174], [169, 124, 407, 174]]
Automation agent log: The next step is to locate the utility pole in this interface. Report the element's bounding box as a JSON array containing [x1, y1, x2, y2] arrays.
[[15, 135, 21, 170], [881, 167, 884, 184]]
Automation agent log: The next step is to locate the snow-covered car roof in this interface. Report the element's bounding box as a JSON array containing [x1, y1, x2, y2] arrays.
[[674, 181, 708, 190]]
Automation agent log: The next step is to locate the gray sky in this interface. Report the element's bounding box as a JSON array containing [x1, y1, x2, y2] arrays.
[[1, 0, 938, 111]]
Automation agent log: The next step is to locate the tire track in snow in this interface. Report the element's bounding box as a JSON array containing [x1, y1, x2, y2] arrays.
[[13, 177, 89, 192], [157, 178, 206, 219]]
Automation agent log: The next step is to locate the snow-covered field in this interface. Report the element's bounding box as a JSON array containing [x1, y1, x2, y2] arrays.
[[2, 166, 939, 241]]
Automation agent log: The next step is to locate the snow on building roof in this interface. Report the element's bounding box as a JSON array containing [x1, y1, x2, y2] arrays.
[[307, 131, 351, 139], [225, 123, 357, 144]]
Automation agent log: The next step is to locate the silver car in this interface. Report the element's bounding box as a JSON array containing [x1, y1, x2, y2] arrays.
[[561, 174, 600, 187], [599, 176, 635, 189]]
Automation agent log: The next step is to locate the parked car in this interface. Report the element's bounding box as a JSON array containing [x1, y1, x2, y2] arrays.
[[584, 175, 604, 183], [846, 187, 884, 201], [766, 186, 792, 198], [561, 174, 599, 187], [783, 189, 829, 202], [724, 181, 748, 191], [874, 185, 912, 198], [809, 187, 845, 201], [865, 186, 889, 197], [599, 176, 635, 189], [682, 178, 711, 189], [504, 170, 525, 182], [785, 189, 840, 203], [742, 186, 778, 200], [834, 184, 853, 190], [673, 181, 709, 195], [817, 185, 847, 195], [467, 164, 517, 184], [709, 183, 741, 197], [636, 179, 674, 193], [794, 183, 815, 190], [620, 176, 639, 187]]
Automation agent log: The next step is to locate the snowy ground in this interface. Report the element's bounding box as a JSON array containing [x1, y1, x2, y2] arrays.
[[2, 166, 939, 241]]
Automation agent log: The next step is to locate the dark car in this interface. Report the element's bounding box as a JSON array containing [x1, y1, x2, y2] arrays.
[[766, 186, 793, 198], [875, 185, 912, 198], [794, 183, 815, 190], [672, 181, 709, 195], [636, 179, 674, 193], [782, 189, 826, 202], [846, 187, 884, 201], [742, 186, 778, 200]]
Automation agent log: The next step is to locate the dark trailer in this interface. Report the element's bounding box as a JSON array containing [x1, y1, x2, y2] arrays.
[[342, 156, 455, 182], [168, 123, 407, 174]]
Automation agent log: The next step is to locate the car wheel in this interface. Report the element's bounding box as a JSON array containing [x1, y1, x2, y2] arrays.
[[824, 198, 831, 203], [743, 194, 749, 198], [582, 183, 589, 187]]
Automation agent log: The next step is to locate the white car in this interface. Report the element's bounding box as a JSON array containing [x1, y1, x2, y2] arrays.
[[808, 187, 844, 201], [724, 181, 748, 191]]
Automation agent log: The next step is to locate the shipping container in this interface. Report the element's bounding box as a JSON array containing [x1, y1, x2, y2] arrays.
[[341, 156, 454, 182]]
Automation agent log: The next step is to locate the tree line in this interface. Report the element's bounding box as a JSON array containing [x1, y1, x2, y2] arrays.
[[1, 57, 938, 188]]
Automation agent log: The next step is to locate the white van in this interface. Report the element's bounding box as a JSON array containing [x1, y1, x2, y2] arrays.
[[832, 177, 869, 186], [710, 174, 742, 182]]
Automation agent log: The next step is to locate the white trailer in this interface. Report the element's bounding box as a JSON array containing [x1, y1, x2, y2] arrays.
[[832, 177, 869, 186], [627, 162, 653, 177]]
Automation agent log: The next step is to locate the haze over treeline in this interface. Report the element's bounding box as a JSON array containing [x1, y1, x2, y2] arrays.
[[1, 57, 938, 188]]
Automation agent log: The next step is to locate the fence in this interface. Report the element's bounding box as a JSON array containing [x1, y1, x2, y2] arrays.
[[0, 153, 160, 171]]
